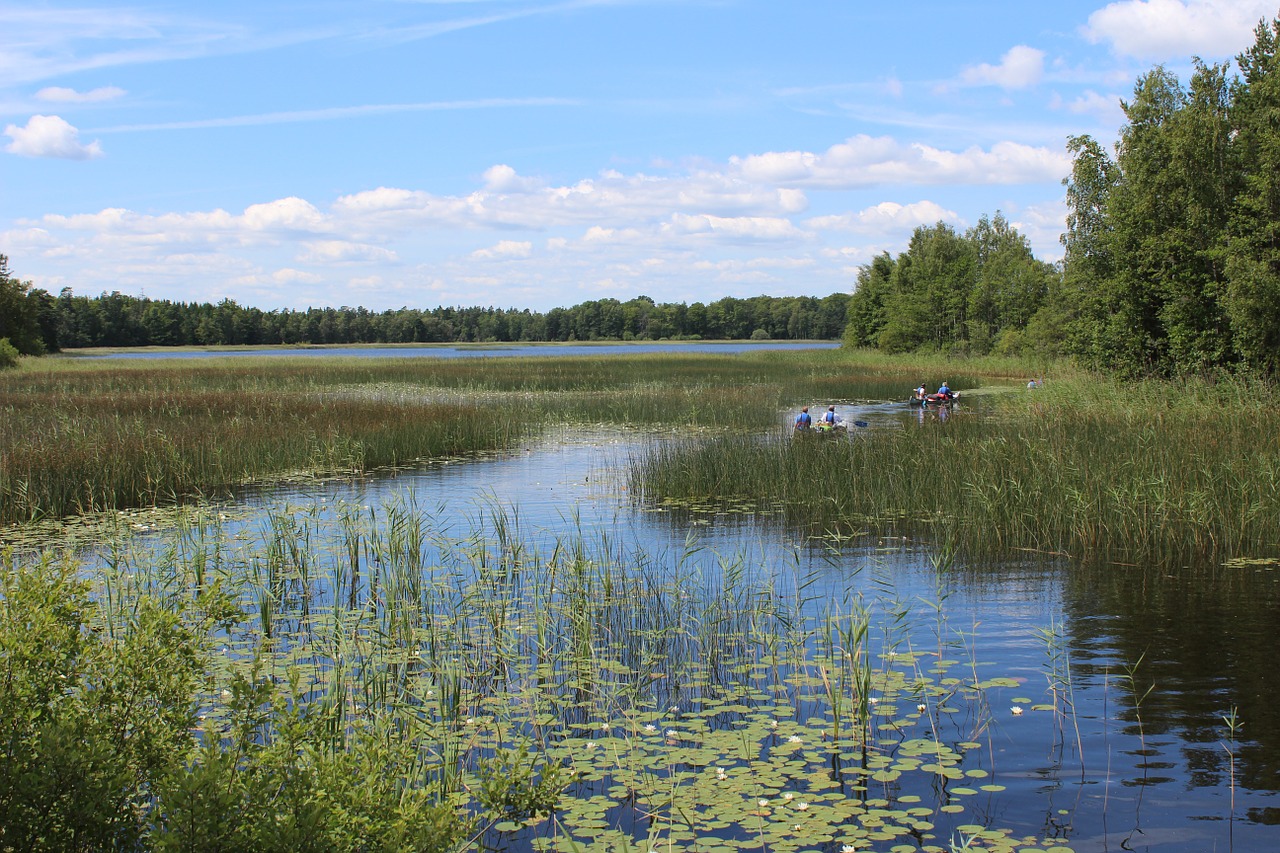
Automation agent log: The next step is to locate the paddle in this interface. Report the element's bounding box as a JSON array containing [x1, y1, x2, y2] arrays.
[[852, 420, 869, 428]]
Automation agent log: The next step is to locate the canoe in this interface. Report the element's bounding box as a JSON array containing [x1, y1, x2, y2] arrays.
[[908, 392, 956, 407]]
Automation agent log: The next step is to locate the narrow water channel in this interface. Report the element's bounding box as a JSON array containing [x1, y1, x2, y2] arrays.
[[105, 412, 1280, 851]]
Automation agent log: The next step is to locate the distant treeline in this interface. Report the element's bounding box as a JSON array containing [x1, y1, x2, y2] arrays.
[[0, 268, 850, 351]]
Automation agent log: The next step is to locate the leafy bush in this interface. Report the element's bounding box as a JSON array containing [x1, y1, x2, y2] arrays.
[[0, 337, 18, 369]]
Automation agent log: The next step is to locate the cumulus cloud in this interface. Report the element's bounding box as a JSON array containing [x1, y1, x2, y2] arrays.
[[958, 45, 1046, 90], [35, 86, 126, 103], [807, 200, 959, 236], [471, 240, 532, 260], [242, 197, 327, 233], [271, 268, 323, 284], [1051, 89, 1126, 125], [664, 214, 803, 242], [733, 135, 1070, 189], [4, 115, 103, 159], [300, 240, 397, 263], [1083, 0, 1275, 60], [482, 164, 544, 193]]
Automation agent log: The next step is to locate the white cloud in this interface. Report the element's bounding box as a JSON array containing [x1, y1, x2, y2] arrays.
[[807, 201, 959, 236], [301, 240, 397, 263], [733, 135, 1070, 189], [4, 115, 103, 159], [664, 214, 803, 242], [35, 86, 126, 103], [1083, 0, 1275, 60], [959, 45, 1046, 90], [471, 240, 532, 260], [242, 198, 327, 233], [271, 268, 323, 284], [482, 164, 543, 193], [1053, 89, 1126, 125]]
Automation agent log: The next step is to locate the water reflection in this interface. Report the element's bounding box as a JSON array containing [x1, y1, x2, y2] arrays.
[[79, 420, 1280, 851]]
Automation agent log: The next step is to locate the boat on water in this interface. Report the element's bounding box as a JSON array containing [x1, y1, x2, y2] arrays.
[[908, 391, 957, 407]]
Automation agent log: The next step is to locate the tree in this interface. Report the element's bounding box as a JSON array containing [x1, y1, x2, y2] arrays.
[[0, 256, 51, 355], [842, 252, 895, 347], [1225, 14, 1280, 374]]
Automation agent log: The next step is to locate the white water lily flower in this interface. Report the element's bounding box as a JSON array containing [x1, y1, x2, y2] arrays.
[[783, 792, 794, 801], [666, 729, 677, 737], [669, 705, 680, 713], [917, 703, 927, 712], [787, 735, 802, 744], [797, 802, 809, 811], [867, 697, 879, 705], [1011, 706, 1024, 715], [759, 799, 769, 808], [645, 724, 656, 733], [585, 741, 596, 750], [842, 845, 856, 853], [770, 719, 779, 728]]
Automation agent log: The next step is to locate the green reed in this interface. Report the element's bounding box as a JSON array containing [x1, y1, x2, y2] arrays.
[[0, 348, 938, 526], [629, 372, 1280, 567], [2, 498, 1066, 852]]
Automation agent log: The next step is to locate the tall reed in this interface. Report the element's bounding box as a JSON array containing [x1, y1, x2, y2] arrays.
[[628, 373, 1280, 566], [0, 348, 938, 524]]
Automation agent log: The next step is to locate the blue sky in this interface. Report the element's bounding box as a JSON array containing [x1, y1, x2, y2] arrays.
[[2, 0, 1275, 312]]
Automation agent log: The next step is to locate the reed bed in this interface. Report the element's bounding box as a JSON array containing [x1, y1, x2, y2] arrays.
[[0, 350, 934, 524], [629, 374, 1280, 566], [1, 501, 1057, 852]]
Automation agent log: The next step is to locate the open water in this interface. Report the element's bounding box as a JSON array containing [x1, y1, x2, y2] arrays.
[[204, 401, 1280, 853]]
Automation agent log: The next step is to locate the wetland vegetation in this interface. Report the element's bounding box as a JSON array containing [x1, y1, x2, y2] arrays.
[[3, 344, 1278, 852]]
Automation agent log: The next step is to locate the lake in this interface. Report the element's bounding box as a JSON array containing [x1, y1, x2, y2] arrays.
[[73, 340, 841, 360], [101, 398, 1280, 852]]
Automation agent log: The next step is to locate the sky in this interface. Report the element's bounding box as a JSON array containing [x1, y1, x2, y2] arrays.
[[2, 0, 1277, 313]]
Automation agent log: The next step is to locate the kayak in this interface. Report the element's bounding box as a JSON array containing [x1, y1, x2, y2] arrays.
[[908, 392, 956, 407]]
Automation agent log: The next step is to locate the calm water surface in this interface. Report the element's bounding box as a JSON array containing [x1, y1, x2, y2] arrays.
[[77, 341, 840, 359], [116, 403, 1280, 851]]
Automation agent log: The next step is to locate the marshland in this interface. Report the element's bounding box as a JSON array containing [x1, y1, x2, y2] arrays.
[[2, 345, 1278, 852]]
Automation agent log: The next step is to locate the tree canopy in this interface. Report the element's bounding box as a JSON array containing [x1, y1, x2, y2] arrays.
[[844, 13, 1280, 378]]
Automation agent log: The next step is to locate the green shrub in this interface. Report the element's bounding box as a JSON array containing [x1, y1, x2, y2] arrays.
[[0, 337, 18, 369]]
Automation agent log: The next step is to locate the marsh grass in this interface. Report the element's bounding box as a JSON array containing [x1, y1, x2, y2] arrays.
[[629, 373, 1280, 567], [0, 349, 940, 524], [2, 500, 1068, 852]]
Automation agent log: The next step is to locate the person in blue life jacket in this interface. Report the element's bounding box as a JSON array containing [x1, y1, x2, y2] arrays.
[[794, 406, 812, 430], [914, 383, 926, 401], [823, 406, 839, 425], [937, 381, 951, 397]]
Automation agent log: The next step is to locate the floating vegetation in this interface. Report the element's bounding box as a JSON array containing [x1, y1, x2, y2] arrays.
[[1, 497, 1073, 852]]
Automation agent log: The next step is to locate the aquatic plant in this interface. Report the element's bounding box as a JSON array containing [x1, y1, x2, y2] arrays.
[[0, 503, 1076, 852], [629, 373, 1280, 567]]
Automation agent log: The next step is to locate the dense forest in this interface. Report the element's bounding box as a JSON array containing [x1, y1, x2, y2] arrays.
[[846, 14, 1280, 378], [5, 15, 1280, 377], [0, 265, 849, 351]]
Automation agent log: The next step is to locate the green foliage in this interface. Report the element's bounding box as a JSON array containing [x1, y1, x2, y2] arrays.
[[477, 742, 567, 823], [0, 553, 204, 851], [0, 337, 18, 369], [1058, 14, 1280, 377], [46, 289, 849, 349], [844, 219, 1052, 357], [0, 256, 54, 357]]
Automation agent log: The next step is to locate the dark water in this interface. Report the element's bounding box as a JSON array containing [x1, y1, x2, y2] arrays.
[[74, 341, 840, 360], [110, 403, 1280, 851]]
